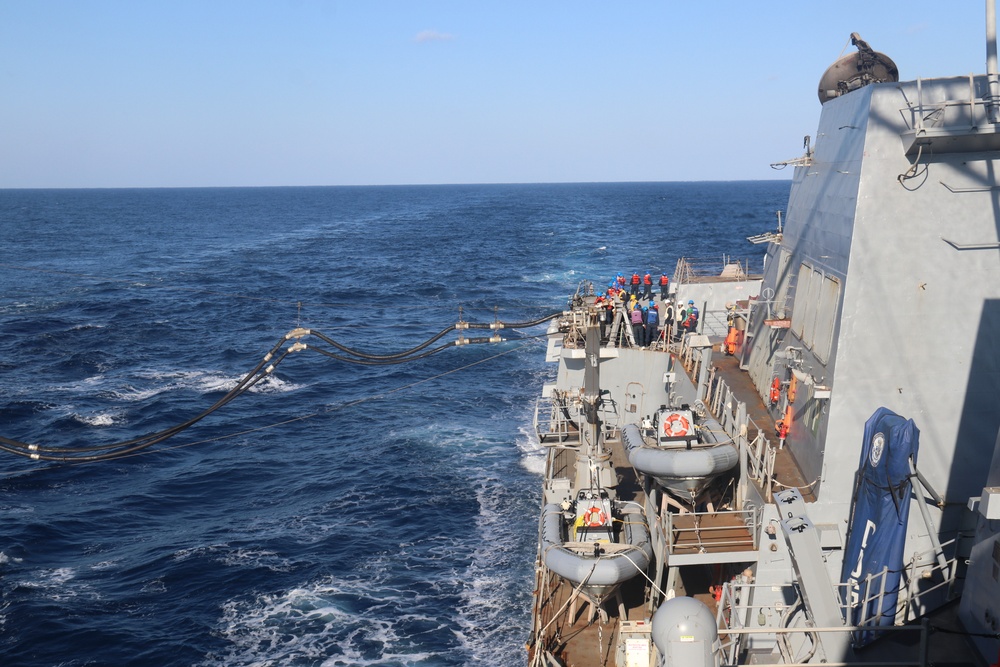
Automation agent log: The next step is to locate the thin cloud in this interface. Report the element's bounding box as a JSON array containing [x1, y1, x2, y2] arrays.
[[415, 30, 455, 43]]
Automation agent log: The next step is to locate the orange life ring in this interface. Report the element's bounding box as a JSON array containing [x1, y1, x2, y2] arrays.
[[663, 413, 691, 437], [583, 506, 608, 527], [769, 377, 781, 404]]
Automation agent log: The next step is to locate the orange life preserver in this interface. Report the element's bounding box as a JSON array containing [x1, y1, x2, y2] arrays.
[[631, 273, 640, 285], [663, 413, 691, 437], [775, 404, 793, 439], [659, 275, 669, 286], [769, 377, 781, 404], [788, 373, 798, 404], [643, 273, 652, 285], [583, 506, 608, 527], [724, 327, 738, 355]]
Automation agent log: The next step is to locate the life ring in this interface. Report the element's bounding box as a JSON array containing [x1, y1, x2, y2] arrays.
[[769, 377, 781, 404], [663, 413, 691, 437], [583, 506, 608, 527]]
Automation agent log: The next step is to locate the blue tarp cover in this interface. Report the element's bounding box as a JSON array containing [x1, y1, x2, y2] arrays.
[[840, 407, 919, 645]]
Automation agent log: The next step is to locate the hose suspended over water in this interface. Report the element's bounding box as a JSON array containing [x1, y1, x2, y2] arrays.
[[0, 311, 562, 463]]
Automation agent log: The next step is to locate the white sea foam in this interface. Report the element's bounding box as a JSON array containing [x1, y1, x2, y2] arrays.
[[111, 370, 304, 403], [90, 559, 119, 571], [0, 552, 22, 566], [73, 410, 124, 427], [220, 548, 294, 572], [205, 574, 434, 667], [19, 567, 101, 602], [453, 466, 535, 663], [516, 423, 546, 475]]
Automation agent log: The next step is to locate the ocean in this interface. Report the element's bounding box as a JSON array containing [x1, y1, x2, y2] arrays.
[[0, 181, 789, 666]]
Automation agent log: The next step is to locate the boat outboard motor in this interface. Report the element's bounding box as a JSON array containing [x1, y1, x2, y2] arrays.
[[651, 596, 720, 667]]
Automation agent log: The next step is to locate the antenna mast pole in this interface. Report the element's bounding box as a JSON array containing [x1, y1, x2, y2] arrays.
[[987, 0, 1000, 122]]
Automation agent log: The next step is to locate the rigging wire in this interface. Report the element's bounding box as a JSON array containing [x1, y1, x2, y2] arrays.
[[0, 315, 561, 465]]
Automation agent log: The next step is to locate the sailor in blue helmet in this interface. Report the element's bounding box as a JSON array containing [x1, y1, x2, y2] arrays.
[[683, 299, 699, 333], [644, 300, 659, 345]]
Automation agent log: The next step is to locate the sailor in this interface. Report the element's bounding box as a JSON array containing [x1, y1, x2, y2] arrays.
[[630, 303, 644, 346], [663, 299, 675, 341], [642, 272, 653, 300], [630, 271, 641, 296], [596, 293, 608, 340], [683, 299, 700, 333], [644, 300, 659, 345], [616, 272, 626, 289], [659, 273, 669, 300]]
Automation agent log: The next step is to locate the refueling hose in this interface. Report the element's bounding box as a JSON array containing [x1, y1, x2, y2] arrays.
[[0, 311, 562, 463]]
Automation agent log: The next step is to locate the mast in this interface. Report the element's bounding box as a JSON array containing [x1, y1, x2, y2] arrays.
[[988, 0, 1000, 122], [574, 306, 617, 495]]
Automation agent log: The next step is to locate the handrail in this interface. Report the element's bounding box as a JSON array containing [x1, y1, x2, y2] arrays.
[[706, 370, 777, 501], [904, 76, 991, 131], [717, 581, 933, 666]]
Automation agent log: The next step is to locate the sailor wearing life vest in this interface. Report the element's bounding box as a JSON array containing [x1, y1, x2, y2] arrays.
[[682, 299, 699, 333], [644, 300, 659, 345], [659, 273, 669, 300], [630, 272, 641, 297], [630, 302, 644, 346], [642, 272, 653, 300]]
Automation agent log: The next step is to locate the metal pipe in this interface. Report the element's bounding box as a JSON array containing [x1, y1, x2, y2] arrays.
[[908, 458, 951, 577]]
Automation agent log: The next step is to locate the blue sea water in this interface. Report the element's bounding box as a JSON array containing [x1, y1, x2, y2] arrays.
[[0, 181, 789, 666]]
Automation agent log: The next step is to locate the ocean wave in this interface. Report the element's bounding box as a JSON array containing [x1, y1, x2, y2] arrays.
[[16, 567, 101, 602], [111, 370, 305, 402], [219, 548, 294, 572], [206, 574, 439, 667], [72, 410, 125, 427], [453, 470, 535, 664], [516, 423, 546, 475]]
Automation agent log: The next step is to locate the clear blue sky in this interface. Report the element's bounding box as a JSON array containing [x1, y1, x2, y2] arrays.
[[0, 1, 991, 188]]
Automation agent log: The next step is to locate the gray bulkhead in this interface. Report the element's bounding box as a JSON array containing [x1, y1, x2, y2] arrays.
[[749, 75, 1000, 557], [557, 347, 674, 427]]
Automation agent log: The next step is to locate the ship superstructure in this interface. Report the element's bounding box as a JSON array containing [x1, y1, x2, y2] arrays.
[[528, 12, 1000, 667]]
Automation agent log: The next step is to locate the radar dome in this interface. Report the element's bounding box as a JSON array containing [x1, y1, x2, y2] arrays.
[[818, 33, 898, 104], [651, 596, 720, 666]]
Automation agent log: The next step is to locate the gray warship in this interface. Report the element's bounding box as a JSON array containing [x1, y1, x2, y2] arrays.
[[528, 7, 1000, 667]]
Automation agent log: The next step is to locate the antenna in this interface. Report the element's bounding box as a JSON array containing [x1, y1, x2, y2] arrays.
[[987, 0, 1000, 122]]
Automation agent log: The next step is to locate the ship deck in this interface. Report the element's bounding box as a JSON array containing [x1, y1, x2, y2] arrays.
[[708, 349, 814, 501], [533, 432, 651, 667], [532, 318, 990, 665]]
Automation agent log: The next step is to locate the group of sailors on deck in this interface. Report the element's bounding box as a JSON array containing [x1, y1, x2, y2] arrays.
[[618, 271, 669, 301], [595, 272, 700, 347]]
